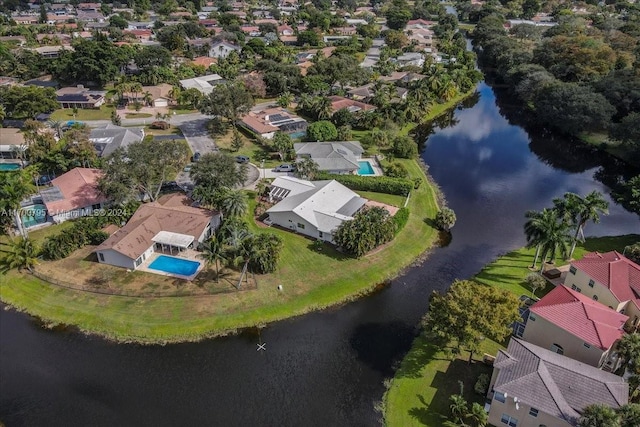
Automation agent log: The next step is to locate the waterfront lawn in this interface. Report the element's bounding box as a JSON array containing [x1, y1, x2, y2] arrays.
[[385, 335, 501, 427], [356, 191, 407, 207], [0, 156, 439, 342], [384, 234, 640, 427], [50, 105, 114, 121]]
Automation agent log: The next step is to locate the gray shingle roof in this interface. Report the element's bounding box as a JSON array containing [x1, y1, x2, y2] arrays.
[[89, 124, 144, 157], [294, 141, 363, 172], [493, 339, 628, 426]]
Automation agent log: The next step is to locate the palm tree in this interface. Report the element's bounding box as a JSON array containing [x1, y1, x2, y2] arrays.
[[0, 104, 6, 123], [295, 157, 319, 180], [0, 237, 39, 273], [554, 191, 609, 259], [231, 235, 256, 288], [313, 96, 333, 120], [435, 207, 457, 232], [168, 86, 181, 106], [130, 82, 143, 104], [0, 169, 37, 237], [402, 98, 424, 123], [449, 394, 468, 423], [200, 235, 227, 282], [524, 209, 553, 269], [143, 91, 153, 107], [616, 333, 640, 374], [276, 91, 294, 109], [466, 402, 488, 427], [536, 209, 572, 272], [220, 190, 248, 218], [47, 119, 64, 139]]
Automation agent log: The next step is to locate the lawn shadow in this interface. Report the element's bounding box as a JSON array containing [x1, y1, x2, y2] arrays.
[[582, 234, 640, 253], [395, 334, 449, 379], [306, 240, 349, 261]]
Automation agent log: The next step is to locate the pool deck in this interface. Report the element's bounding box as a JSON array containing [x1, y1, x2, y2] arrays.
[[138, 250, 205, 281]]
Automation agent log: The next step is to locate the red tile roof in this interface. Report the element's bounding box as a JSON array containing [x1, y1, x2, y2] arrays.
[[573, 251, 640, 302], [531, 285, 628, 350], [45, 167, 107, 214]]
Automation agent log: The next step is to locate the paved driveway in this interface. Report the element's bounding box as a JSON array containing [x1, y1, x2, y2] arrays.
[[179, 118, 218, 155]]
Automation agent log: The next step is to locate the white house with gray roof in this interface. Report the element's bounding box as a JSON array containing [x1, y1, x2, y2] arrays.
[[89, 124, 144, 157], [487, 338, 628, 427], [179, 74, 225, 95], [265, 176, 367, 243], [294, 141, 363, 174]]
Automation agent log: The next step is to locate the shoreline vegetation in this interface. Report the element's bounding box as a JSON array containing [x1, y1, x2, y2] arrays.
[[383, 234, 640, 427], [0, 92, 474, 344]]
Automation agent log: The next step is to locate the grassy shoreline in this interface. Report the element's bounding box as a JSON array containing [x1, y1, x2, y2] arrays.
[[383, 234, 640, 426]]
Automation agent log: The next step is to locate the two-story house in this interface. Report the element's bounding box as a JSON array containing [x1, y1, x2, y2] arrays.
[[487, 338, 628, 427]]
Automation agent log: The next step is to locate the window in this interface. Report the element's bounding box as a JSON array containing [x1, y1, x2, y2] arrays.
[[135, 257, 142, 267], [501, 414, 518, 427], [297, 223, 305, 229], [569, 266, 577, 274], [551, 344, 564, 355], [319, 231, 323, 238], [98, 253, 104, 262], [588, 279, 595, 287], [584, 342, 591, 348], [529, 314, 536, 321], [593, 295, 598, 301], [529, 408, 538, 417], [571, 284, 577, 290], [495, 392, 506, 403]]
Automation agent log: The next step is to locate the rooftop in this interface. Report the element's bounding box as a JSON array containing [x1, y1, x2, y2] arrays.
[[573, 251, 640, 303], [41, 167, 107, 214]]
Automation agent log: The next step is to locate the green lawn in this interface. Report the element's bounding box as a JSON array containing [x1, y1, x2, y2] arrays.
[[0, 156, 440, 343], [125, 113, 153, 119], [215, 127, 282, 168], [50, 105, 114, 121], [384, 234, 640, 427], [357, 191, 407, 207]]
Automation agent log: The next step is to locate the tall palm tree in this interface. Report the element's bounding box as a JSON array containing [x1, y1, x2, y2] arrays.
[[143, 91, 153, 107], [0, 236, 39, 273], [524, 209, 552, 269], [298, 93, 314, 113], [277, 91, 294, 109], [536, 209, 572, 272], [47, 119, 64, 139], [200, 235, 227, 282], [449, 394, 467, 422], [220, 190, 248, 218], [0, 169, 37, 237], [313, 96, 333, 120], [554, 191, 609, 259]]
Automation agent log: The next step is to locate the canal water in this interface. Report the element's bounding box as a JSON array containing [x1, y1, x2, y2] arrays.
[[1, 82, 638, 426]]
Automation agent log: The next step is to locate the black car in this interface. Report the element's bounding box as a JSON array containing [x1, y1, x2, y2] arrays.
[[235, 155, 250, 164], [192, 152, 201, 162]]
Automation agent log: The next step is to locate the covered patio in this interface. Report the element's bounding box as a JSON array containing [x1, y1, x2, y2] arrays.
[[152, 231, 194, 255]]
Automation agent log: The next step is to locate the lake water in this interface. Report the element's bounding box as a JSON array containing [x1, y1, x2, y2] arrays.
[[1, 82, 638, 426]]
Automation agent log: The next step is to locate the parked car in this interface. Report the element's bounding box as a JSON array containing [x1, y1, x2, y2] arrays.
[[235, 155, 250, 164], [274, 164, 296, 172], [192, 152, 201, 162]]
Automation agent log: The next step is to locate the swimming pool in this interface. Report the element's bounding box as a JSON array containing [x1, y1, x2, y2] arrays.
[[0, 163, 21, 171], [148, 255, 201, 277], [357, 161, 375, 175], [21, 204, 47, 228], [289, 131, 307, 139]]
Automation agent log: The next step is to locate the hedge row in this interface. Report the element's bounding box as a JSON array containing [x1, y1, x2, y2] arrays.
[[393, 207, 409, 233], [317, 173, 413, 195]]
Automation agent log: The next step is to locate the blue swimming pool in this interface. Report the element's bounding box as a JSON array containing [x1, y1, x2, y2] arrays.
[[357, 161, 375, 175], [148, 255, 201, 276], [21, 204, 47, 228], [0, 163, 21, 171]]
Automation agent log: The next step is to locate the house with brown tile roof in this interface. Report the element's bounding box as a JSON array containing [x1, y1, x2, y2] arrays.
[[40, 167, 108, 223], [487, 338, 628, 427], [0, 128, 26, 160], [239, 107, 307, 139], [95, 193, 220, 270], [521, 285, 628, 368], [328, 96, 376, 114]]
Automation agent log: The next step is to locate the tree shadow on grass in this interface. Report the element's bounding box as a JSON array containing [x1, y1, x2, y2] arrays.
[[394, 334, 450, 380], [306, 240, 349, 261]]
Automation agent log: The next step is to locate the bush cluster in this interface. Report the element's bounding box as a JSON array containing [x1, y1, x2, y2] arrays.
[[42, 218, 109, 260], [317, 173, 413, 195]]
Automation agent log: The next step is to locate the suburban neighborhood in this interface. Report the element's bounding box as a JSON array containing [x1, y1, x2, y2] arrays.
[[1, 0, 640, 425]]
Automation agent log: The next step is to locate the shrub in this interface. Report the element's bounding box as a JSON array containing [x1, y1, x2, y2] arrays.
[[435, 207, 456, 231], [41, 218, 109, 260], [316, 172, 413, 195], [393, 207, 409, 233], [474, 373, 490, 395], [393, 135, 418, 158], [385, 162, 408, 178], [306, 120, 338, 141], [413, 177, 422, 189], [150, 121, 170, 130]]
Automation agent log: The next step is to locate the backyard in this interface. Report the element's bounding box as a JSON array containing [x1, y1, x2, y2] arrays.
[[0, 158, 440, 343], [383, 233, 640, 427]]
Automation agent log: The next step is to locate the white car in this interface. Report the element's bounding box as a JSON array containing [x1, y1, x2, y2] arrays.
[[274, 164, 296, 172]]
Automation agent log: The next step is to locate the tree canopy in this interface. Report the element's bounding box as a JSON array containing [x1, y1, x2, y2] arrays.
[[199, 82, 253, 127], [333, 206, 396, 257], [0, 85, 58, 119], [423, 280, 521, 362]]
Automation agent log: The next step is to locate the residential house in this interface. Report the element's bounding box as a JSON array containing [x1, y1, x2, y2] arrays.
[[378, 71, 426, 84], [199, 19, 218, 29], [487, 338, 628, 427], [521, 285, 627, 368], [123, 29, 153, 42], [294, 141, 364, 174], [265, 177, 368, 243], [13, 16, 39, 25], [33, 45, 74, 59], [77, 10, 105, 22], [209, 41, 241, 58], [0, 128, 26, 160], [564, 251, 640, 326], [122, 83, 172, 107], [395, 52, 425, 68], [328, 96, 376, 114], [191, 56, 217, 68], [95, 193, 220, 270], [40, 167, 108, 223], [239, 107, 307, 139], [89, 124, 145, 157], [56, 86, 106, 109], [347, 83, 408, 103], [179, 74, 225, 95], [127, 21, 154, 30]]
